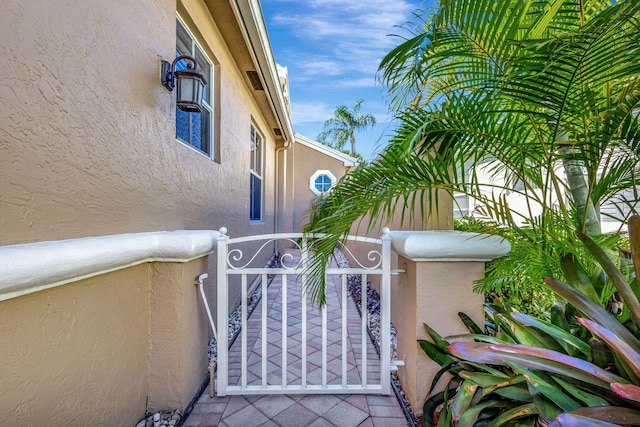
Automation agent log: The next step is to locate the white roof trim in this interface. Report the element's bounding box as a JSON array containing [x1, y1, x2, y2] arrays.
[[295, 133, 359, 167], [0, 230, 219, 302], [231, 0, 294, 144]]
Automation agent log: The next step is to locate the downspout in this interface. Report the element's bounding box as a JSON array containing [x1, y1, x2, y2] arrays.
[[274, 141, 290, 234]]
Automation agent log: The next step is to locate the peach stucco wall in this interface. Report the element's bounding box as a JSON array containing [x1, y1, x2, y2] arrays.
[[148, 258, 209, 412], [291, 143, 350, 231], [0, 0, 285, 423], [0, 255, 212, 426], [0, 0, 281, 311], [392, 257, 485, 414], [0, 0, 277, 246], [0, 266, 150, 426]]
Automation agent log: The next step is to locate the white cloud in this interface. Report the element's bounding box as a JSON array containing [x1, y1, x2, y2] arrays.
[[336, 77, 378, 88], [303, 59, 343, 76], [290, 101, 335, 125], [270, 0, 420, 78]]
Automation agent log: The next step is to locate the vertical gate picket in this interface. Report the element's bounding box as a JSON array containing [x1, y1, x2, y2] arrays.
[[214, 229, 392, 396]]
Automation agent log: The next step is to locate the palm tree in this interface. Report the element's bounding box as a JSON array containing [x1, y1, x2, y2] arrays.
[[302, 0, 640, 306], [317, 99, 376, 157]]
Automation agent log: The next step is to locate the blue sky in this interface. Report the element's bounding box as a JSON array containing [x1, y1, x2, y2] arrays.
[[261, 0, 433, 161]]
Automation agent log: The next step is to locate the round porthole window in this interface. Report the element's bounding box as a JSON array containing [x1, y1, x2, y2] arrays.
[[309, 170, 336, 196]]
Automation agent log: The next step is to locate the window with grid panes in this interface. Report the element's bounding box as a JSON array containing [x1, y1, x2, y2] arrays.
[[175, 18, 213, 156], [250, 125, 263, 221]]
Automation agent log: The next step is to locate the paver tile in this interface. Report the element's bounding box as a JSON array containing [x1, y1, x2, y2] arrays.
[[253, 394, 296, 418], [222, 404, 269, 426], [308, 418, 337, 427], [299, 394, 342, 416], [369, 405, 405, 418], [221, 395, 250, 417], [181, 411, 223, 427], [270, 403, 321, 427], [345, 395, 369, 413], [365, 395, 401, 407], [371, 417, 409, 427], [322, 401, 369, 427]]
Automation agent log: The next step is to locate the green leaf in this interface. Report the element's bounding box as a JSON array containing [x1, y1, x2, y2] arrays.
[[428, 363, 459, 397], [424, 323, 451, 351], [526, 380, 563, 424], [510, 311, 591, 357], [543, 277, 640, 354], [577, 317, 640, 378], [629, 216, 640, 287], [457, 399, 507, 427], [496, 313, 563, 352], [423, 387, 455, 427], [560, 254, 600, 303], [437, 382, 453, 427], [487, 403, 537, 427], [452, 380, 479, 422], [553, 376, 610, 407], [459, 370, 510, 387], [419, 339, 456, 367], [577, 231, 640, 330], [550, 304, 571, 333], [482, 374, 526, 394], [507, 362, 582, 411], [449, 342, 626, 389], [459, 311, 484, 334], [463, 361, 511, 377], [493, 384, 534, 402]]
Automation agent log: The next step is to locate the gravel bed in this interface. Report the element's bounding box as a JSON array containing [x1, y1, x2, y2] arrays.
[[135, 409, 181, 427]]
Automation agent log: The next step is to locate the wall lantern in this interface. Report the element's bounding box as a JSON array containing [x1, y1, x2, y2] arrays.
[[161, 55, 207, 113]]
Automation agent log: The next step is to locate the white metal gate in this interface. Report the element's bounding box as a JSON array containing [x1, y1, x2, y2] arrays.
[[215, 228, 391, 396]]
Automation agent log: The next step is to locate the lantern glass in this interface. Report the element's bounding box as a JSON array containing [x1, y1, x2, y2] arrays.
[[175, 68, 206, 113]]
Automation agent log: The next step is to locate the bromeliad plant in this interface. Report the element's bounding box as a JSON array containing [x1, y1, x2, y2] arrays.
[[421, 216, 640, 426]]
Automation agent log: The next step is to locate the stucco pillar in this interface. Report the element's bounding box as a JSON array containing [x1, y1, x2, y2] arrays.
[[389, 231, 510, 414], [147, 257, 210, 412]]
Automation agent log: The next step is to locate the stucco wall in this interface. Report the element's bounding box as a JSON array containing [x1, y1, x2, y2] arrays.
[[147, 258, 209, 412], [0, 266, 150, 426], [392, 256, 486, 414], [0, 0, 281, 311], [291, 142, 350, 231]]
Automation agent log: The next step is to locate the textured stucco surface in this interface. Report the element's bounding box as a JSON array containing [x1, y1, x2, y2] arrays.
[[0, 0, 286, 422], [0, 266, 150, 427], [0, 0, 283, 320], [392, 257, 485, 414], [148, 258, 209, 411], [291, 142, 350, 231]]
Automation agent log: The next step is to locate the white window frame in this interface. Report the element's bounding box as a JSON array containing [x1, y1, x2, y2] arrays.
[[309, 170, 337, 196], [250, 124, 264, 221], [175, 15, 214, 158]]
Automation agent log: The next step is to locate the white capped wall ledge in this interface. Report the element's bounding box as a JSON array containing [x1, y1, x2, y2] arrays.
[[0, 230, 220, 302], [389, 230, 511, 261]]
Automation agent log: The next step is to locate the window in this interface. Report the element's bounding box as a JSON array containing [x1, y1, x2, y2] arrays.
[[250, 125, 263, 221], [315, 175, 332, 192], [309, 170, 336, 196], [175, 18, 213, 156]]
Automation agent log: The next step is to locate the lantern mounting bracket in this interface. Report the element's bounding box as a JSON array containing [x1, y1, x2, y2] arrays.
[[160, 54, 207, 113], [161, 55, 197, 91]]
